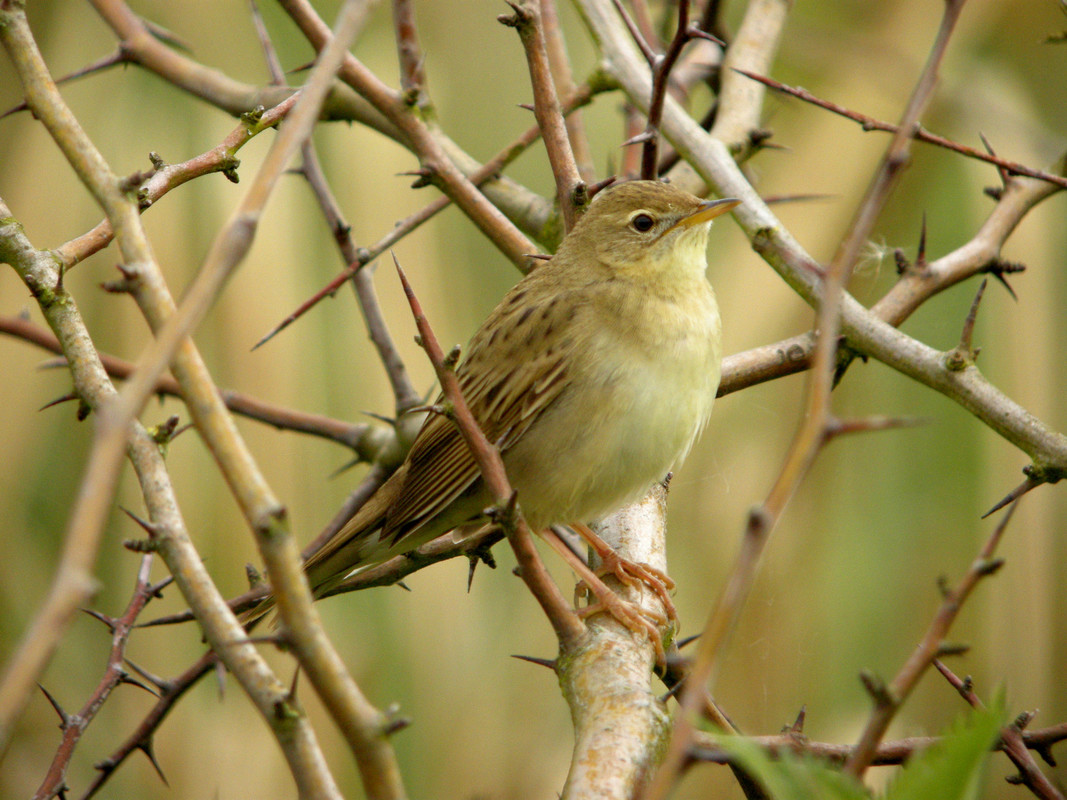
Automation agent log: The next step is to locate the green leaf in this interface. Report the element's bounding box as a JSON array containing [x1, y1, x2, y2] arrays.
[[708, 735, 871, 800], [884, 692, 1006, 800]]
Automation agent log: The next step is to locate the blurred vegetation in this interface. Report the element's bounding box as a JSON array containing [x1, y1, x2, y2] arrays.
[[1, 1, 1065, 798]]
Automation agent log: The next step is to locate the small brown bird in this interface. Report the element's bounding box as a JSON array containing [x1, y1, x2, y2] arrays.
[[299, 180, 739, 605]]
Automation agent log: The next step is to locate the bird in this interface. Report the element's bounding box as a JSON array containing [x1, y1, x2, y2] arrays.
[[258, 180, 738, 631]]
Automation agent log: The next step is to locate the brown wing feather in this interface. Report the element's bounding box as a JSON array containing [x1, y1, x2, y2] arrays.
[[379, 279, 576, 545]]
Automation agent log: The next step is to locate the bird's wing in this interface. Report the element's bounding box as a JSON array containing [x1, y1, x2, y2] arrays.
[[379, 281, 577, 545]]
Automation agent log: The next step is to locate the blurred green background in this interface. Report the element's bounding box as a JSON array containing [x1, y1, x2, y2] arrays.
[[1, 1, 1065, 797]]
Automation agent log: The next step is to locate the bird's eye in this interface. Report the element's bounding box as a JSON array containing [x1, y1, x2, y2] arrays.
[[630, 213, 655, 233]]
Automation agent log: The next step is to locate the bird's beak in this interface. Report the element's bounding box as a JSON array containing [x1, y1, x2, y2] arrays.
[[669, 197, 741, 232]]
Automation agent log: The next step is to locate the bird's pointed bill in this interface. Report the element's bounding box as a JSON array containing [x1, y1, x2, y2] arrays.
[[670, 197, 741, 231]]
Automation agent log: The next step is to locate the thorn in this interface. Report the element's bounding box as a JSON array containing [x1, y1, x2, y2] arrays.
[[944, 279, 988, 371], [935, 642, 971, 657], [748, 127, 775, 149], [382, 702, 412, 736], [982, 474, 1044, 518], [148, 575, 174, 598], [289, 666, 300, 701], [937, 574, 952, 598], [119, 506, 160, 535], [526, 253, 552, 261], [788, 705, 806, 734], [688, 25, 726, 47], [138, 738, 169, 785], [214, 658, 227, 699], [959, 278, 987, 354], [825, 414, 924, 440], [467, 555, 478, 592], [81, 607, 117, 632], [621, 130, 655, 147], [1035, 744, 1057, 767], [859, 670, 893, 706], [396, 580, 412, 592], [511, 653, 558, 670], [39, 392, 78, 412], [916, 212, 928, 268], [124, 658, 175, 693], [978, 131, 1011, 187], [362, 409, 397, 425], [974, 557, 1005, 577], [982, 258, 1025, 302], [587, 176, 617, 200], [762, 192, 835, 206], [517, 102, 535, 112], [328, 455, 363, 480], [245, 563, 265, 590], [118, 672, 160, 698], [38, 684, 70, 728], [676, 633, 700, 649]]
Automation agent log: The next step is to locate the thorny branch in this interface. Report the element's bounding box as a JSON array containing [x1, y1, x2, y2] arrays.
[[2, 0, 1066, 798]]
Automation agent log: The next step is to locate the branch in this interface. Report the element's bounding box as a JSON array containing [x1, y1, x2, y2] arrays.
[[393, 257, 585, 647], [278, 0, 539, 271], [843, 500, 1017, 777], [500, 0, 585, 229], [934, 661, 1064, 799], [646, 1, 970, 795], [32, 556, 156, 800], [736, 70, 1067, 190], [0, 314, 389, 455]]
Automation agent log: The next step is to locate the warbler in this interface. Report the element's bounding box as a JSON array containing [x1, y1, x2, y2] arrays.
[[300, 180, 739, 603]]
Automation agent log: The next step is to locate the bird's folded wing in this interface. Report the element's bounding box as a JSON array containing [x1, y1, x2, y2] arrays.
[[381, 290, 577, 545]]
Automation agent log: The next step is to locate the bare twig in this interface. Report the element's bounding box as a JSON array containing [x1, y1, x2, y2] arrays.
[[934, 661, 1064, 799], [500, 0, 585, 229], [278, 0, 538, 271], [393, 256, 585, 646], [540, 0, 596, 181], [644, 3, 969, 796], [843, 499, 1016, 777], [0, 314, 387, 455], [253, 81, 597, 348], [392, 0, 428, 110], [735, 69, 1067, 190], [690, 721, 1067, 769], [31, 556, 156, 800]]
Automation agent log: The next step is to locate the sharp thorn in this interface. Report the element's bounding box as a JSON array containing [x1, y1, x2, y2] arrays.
[[511, 653, 557, 670], [39, 392, 78, 412], [81, 607, 117, 632], [38, 683, 70, 727], [138, 738, 169, 786]]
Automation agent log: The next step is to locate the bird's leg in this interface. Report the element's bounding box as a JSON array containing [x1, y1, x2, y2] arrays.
[[569, 522, 677, 624], [540, 528, 667, 666]]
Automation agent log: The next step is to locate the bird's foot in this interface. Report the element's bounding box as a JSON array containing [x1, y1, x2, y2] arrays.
[[571, 523, 677, 625], [541, 526, 670, 666], [573, 574, 667, 666]]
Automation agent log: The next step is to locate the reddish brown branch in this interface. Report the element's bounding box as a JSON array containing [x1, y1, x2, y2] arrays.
[[736, 69, 1067, 190], [393, 258, 585, 647], [0, 314, 379, 454], [843, 499, 1017, 777], [33, 557, 156, 800], [934, 660, 1064, 799], [254, 82, 597, 348], [500, 1, 585, 229]]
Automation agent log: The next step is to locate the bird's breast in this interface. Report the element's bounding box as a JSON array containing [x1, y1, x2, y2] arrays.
[[504, 282, 722, 529]]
